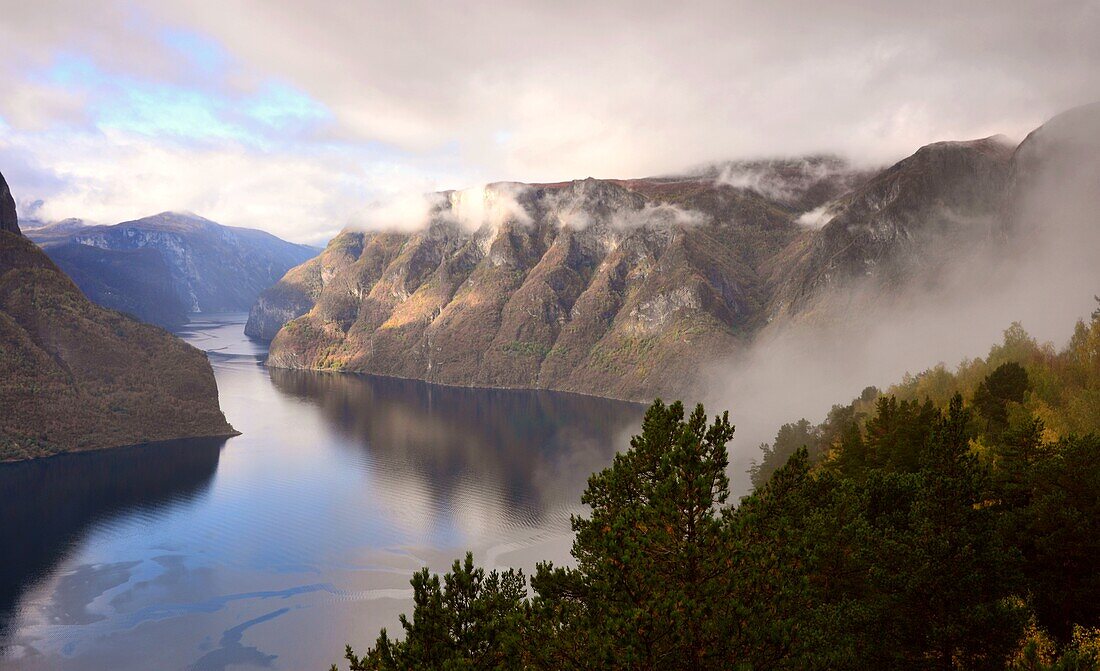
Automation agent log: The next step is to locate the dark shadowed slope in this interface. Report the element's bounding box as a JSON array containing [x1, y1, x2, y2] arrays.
[[0, 172, 235, 461], [42, 243, 191, 328], [0, 172, 17, 235]]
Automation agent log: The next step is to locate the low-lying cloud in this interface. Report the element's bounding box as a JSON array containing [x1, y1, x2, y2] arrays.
[[350, 183, 533, 235], [443, 183, 532, 232], [795, 205, 834, 228], [704, 110, 1100, 495], [349, 182, 709, 238], [349, 191, 443, 234], [611, 202, 709, 229]]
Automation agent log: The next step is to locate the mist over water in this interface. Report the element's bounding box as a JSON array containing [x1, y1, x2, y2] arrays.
[[0, 314, 642, 670]]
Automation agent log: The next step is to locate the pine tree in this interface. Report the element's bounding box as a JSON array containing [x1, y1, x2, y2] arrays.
[[972, 362, 1030, 435], [1017, 434, 1100, 643], [533, 400, 736, 670], [338, 553, 526, 670], [870, 396, 1025, 670]]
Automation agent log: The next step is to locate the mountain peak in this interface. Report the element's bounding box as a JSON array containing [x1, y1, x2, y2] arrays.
[[910, 135, 1015, 160], [121, 211, 218, 231]]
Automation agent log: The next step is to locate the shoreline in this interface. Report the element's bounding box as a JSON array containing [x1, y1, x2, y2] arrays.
[[263, 361, 653, 407], [0, 429, 243, 465]]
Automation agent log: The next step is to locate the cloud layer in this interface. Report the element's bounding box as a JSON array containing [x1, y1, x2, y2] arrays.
[[1, 1, 1098, 242]]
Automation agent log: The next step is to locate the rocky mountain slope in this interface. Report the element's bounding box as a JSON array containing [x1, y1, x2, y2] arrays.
[[251, 170, 841, 400], [0, 172, 236, 461], [251, 107, 1096, 402], [766, 137, 1015, 320], [27, 213, 317, 328], [1010, 102, 1100, 237]]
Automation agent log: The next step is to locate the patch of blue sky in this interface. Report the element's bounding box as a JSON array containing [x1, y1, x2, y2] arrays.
[[158, 26, 229, 75], [32, 48, 432, 170], [39, 53, 237, 142], [43, 53, 105, 89], [34, 52, 222, 143], [41, 51, 337, 146], [97, 85, 259, 144], [245, 82, 330, 129]]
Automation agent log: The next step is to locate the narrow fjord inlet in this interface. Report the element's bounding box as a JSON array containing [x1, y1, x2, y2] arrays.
[[2, 4, 1100, 669], [0, 314, 643, 669]]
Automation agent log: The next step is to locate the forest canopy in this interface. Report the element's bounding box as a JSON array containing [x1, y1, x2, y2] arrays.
[[752, 301, 1100, 488], [332, 307, 1100, 670]]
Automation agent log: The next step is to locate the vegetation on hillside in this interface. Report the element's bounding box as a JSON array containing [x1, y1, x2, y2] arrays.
[[0, 231, 236, 460], [331, 306, 1100, 670], [752, 300, 1100, 488]]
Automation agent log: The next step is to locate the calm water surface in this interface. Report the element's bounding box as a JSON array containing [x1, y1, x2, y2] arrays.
[[0, 314, 643, 670]]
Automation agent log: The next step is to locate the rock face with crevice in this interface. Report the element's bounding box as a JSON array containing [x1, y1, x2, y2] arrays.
[[766, 137, 1016, 321], [0, 171, 236, 461]]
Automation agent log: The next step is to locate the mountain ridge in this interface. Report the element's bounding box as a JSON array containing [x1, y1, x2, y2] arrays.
[[249, 106, 1098, 402], [250, 173, 834, 399]]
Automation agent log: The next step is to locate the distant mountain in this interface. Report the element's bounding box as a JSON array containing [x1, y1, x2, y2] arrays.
[[27, 213, 318, 328], [43, 242, 191, 329], [249, 105, 1099, 402], [19, 217, 87, 235], [0, 173, 236, 461]]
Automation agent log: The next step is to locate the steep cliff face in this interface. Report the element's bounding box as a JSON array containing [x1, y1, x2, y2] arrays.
[[253, 112, 1089, 401], [258, 177, 815, 400], [27, 212, 317, 327], [0, 173, 236, 461], [0, 172, 18, 235], [245, 229, 366, 340]]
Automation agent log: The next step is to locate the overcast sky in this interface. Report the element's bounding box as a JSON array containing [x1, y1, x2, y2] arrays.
[[1, 0, 1098, 244]]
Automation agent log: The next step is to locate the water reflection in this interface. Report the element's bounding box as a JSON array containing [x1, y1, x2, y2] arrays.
[[268, 368, 644, 530], [0, 315, 646, 670], [0, 438, 226, 640]]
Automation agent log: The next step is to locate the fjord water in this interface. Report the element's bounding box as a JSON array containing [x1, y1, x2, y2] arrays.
[[0, 314, 643, 670]]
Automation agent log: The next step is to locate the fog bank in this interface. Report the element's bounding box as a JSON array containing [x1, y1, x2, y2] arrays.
[[705, 106, 1100, 494]]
